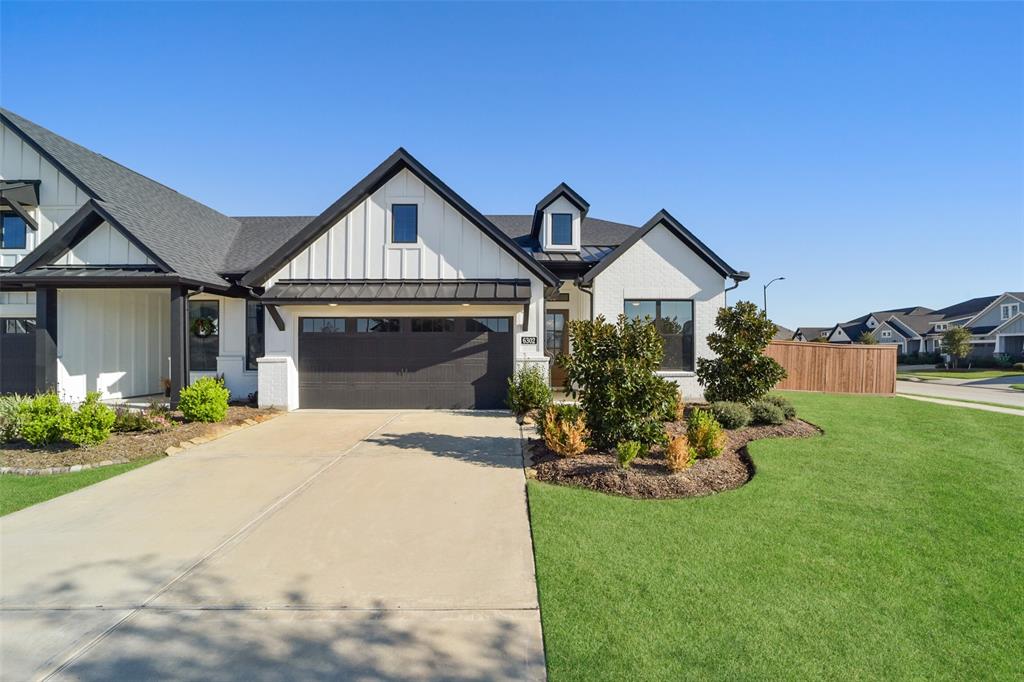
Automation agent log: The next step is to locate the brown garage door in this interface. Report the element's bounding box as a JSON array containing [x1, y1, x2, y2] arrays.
[[298, 316, 514, 409], [0, 318, 36, 395]]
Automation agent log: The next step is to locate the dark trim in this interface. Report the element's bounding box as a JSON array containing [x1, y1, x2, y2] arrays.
[[34, 287, 58, 393], [390, 203, 418, 244], [266, 303, 286, 332], [0, 179, 41, 206], [240, 148, 559, 288], [530, 182, 589, 240], [0, 112, 101, 201], [169, 286, 188, 406], [581, 209, 740, 283], [522, 302, 530, 332], [1, 196, 39, 231]]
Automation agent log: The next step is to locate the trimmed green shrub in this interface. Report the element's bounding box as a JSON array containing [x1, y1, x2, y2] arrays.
[[709, 401, 751, 430], [18, 393, 74, 446], [764, 394, 797, 420], [113, 406, 168, 433], [178, 377, 230, 423], [697, 302, 787, 403], [558, 315, 677, 450], [616, 440, 643, 469], [1015, 363, 1024, 371], [687, 408, 726, 459], [66, 392, 116, 446], [0, 394, 29, 442], [750, 400, 785, 426], [506, 365, 552, 422]]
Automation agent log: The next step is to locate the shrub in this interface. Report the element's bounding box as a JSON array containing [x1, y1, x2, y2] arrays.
[[616, 440, 643, 469], [18, 393, 74, 446], [113, 406, 170, 433], [178, 377, 230, 423], [506, 366, 552, 422], [0, 394, 29, 442], [687, 408, 726, 459], [709, 401, 751, 430], [1015, 362, 1024, 371], [697, 302, 787, 404], [66, 392, 116, 446], [750, 400, 785, 426], [764, 394, 796, 420], [665, 435, 695, 472], [558, 315, 677, 450], [542, 404, 589, 458]]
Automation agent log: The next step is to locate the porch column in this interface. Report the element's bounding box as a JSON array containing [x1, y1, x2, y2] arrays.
[[169, 285, 188, 406], [35, 286, 58, 393]]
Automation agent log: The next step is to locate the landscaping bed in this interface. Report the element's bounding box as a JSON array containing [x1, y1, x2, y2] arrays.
[[1, 405, 277, 470], [528, 416, 820, 499]]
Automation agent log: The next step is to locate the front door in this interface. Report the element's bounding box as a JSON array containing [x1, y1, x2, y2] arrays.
[[545, 310, 569, 387]]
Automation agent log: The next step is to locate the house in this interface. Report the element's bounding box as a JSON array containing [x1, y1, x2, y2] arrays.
[[791, 326, 832, 342], [773, 324, 794, 341], [0, 109, 749, 408]]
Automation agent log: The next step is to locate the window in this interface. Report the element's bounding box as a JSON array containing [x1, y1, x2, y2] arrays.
[[467, 317, 510, 333], [1001, 303, 1020, 320], [412, 318, 455, 333], [819, 331, 828, 338], [1, 214, 27, 250], [357, 318, 400, 333], [551, 213, 573, 246], [244, 301, 265, 371], [935, 323, 947, 331], [188, 300, 219, 371], [624, 300, 694, 371], [1, 318, 35, 334], [301, 318, 346, 333], [881, 329, 892, 338], [392, 204, 418, 243]]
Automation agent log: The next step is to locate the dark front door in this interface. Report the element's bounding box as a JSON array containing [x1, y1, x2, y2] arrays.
[[297, 316, 514, 409], [0, 318, 37, 395], [545, 311, 569, 387]]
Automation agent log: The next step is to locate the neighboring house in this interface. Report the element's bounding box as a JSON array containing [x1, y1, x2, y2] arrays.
[[791, 326, 831, 342], [0, 109, 748, 408], [773, 324, 794, 341]]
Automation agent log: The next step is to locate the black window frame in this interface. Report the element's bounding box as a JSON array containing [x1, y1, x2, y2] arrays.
[[624, 299, 695, 372], [300, 318, 347, 334], [1, 213, 28, 250], [391, 203, 418, 244], [1, 317, 36, 334], [245, 301, 265, 371], [188, 300, 220, 372], [356, 318, 401, 333], [412, 317, 456, 333], [467, 317, 511, 334], [550, 213, 573, 246]]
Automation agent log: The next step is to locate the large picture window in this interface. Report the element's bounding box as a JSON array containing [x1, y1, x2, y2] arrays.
[[188, 300, 219, 371], [245, 301, 264, 371], [624, 299, 694, 371]]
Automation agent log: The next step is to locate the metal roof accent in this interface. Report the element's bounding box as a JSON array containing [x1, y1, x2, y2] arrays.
[[261, 279, 532, 303], [0, 264, 202, 288], [530, 245, 614, 263]]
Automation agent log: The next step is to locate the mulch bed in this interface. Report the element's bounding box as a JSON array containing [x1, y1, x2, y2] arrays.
[[0, 405, 277, 470], [528, 418, 821, 499]]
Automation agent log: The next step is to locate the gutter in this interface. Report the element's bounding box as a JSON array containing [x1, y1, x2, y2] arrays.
[[724, 271, 750, 306]]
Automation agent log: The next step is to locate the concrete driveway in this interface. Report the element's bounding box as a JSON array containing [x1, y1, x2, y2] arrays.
[[1, 411, 543, 681]]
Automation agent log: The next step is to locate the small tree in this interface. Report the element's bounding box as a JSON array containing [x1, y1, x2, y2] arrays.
[[697, 301, 787, 403], [558, 315, 678, 450], [858, 331, 878, 344], [942, 326, 972, 368]]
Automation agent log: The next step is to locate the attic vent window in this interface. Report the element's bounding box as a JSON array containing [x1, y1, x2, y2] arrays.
[[551, 213, 573, 246]]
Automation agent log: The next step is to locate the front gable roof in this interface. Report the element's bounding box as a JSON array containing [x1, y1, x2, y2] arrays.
[[581, 209, 743, 284], [240, 148, 559, 288], [962, 292, 1024, 330]]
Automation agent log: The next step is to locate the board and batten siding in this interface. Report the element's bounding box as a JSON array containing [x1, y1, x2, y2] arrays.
[[55, 221, 154, 266], [266, 169, 528, 285], [0, 122, 90, 269]]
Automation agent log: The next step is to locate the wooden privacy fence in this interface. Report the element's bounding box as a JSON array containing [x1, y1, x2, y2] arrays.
[[766, 341, 897, 394]]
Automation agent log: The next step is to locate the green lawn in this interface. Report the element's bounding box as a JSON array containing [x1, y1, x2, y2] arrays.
[[899, 368, 1024, 380], [1011, 384, 1024, 391], [528, 393, 1023, 681], [0, 456, 161, 516]]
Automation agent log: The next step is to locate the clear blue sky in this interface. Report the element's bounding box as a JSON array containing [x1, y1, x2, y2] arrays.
[[2, 2, 1021, 329]]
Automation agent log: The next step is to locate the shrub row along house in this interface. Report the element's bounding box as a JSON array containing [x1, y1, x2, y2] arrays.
[[0, 109, 749, 408], [791, 293, 1024, 361]]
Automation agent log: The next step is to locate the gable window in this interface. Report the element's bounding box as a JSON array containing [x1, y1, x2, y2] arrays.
[[1, 214, 27, 249], [551, 213, 573, 246], [245, 301, 265, 371], [881, 329, 892, 338], [188, 300, 219, 371], [1001, 303, 1020, 320], [624, 300, 694, 371], [392, 204, 418, 244]]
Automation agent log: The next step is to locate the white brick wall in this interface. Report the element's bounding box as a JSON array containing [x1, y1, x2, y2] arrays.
[[591, 222, 728, 401]]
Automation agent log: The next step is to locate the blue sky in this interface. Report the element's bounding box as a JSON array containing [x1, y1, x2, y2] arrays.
[[2, 1, 1021, 328]]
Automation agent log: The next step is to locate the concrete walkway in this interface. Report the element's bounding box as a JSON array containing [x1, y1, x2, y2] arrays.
[[896, 378, 1024, 409], [899, 394, 1024, 416], [1, 411, 544, 681]]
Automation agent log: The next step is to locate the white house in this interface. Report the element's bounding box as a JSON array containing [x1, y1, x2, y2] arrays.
[[0, 109, 748, 409]]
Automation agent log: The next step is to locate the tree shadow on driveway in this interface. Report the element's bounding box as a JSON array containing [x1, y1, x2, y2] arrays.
[[364, 432, 524, 469]]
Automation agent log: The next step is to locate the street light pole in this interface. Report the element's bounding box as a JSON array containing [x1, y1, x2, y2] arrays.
[[763, 276, 785, 317]]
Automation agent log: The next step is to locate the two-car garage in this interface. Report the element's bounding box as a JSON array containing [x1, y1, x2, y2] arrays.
[[296, 316, 514, 409]]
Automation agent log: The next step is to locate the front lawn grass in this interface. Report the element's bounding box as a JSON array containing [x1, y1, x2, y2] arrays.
[[900, 368, 1024, 380], [0, 456, 161, 516], [528, 393, 1022, 681]]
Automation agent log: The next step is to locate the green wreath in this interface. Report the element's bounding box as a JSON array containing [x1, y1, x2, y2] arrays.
[[191, 317, 216, 338]]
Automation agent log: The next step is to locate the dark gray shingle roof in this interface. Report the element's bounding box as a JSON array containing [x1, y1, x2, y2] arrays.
[[932, 295, 999, 320], [227, 216, 315, 273]]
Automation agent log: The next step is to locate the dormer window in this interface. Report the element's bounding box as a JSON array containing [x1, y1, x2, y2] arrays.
[[551, 214, 573, 246]]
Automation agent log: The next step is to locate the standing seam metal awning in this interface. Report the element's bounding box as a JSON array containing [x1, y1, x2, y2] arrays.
[[260, 279, 531, 303]]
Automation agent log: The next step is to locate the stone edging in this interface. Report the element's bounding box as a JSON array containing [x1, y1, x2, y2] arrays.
[[0, 413, 280, 476]]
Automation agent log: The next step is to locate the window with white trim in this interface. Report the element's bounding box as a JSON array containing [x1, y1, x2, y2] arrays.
[[881, 329, 892, 338], [1001, 303, 1020, 320]]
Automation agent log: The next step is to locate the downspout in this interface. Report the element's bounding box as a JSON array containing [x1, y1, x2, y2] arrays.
[[724, 271, 750, 307], [575, 277, 594, 320]]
